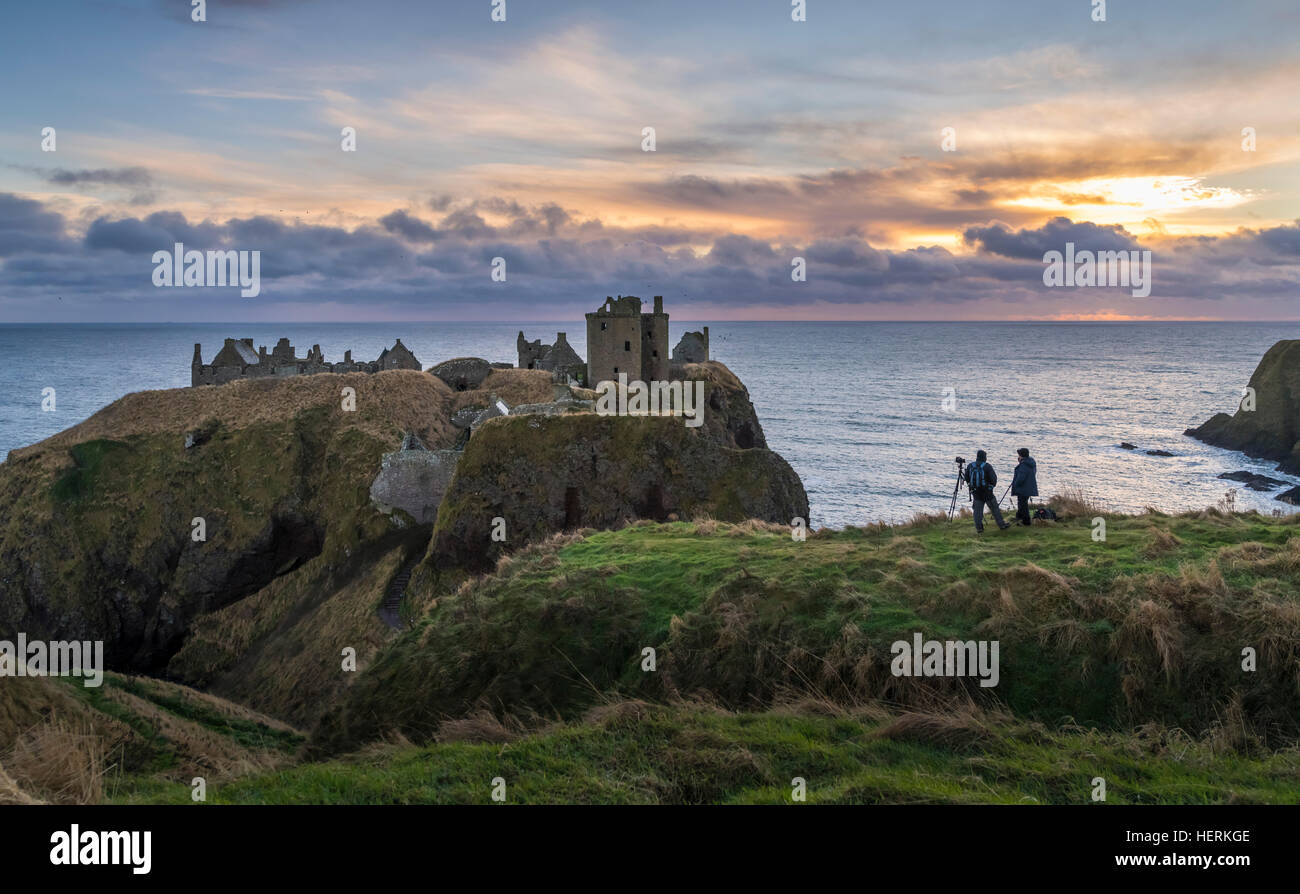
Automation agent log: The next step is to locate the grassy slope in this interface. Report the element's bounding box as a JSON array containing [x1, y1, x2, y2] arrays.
[[118, 703, 1299, 805], [19, 505, 1300, 804], [1, 672, 304, 804], [314, 509, 1300, 752]]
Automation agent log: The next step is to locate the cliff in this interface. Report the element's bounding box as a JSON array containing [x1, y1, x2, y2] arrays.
[[1186, 339, 1300, 473], [0, 360, 807, 731], [427, 412, 808, 571], [0, 371, 453, 725]]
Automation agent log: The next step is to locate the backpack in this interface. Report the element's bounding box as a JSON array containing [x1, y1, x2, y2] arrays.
[[1034, 506, 1057, 521], [969, 461, 992, 493]]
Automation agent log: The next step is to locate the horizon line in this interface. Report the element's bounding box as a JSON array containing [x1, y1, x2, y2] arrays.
[[7, 318, 1300, 325]]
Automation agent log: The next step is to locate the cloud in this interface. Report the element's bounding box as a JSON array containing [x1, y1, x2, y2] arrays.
[[963, 217, 1142, 260], [43, 167, 153, 187], [4, 194, 1300, 321]]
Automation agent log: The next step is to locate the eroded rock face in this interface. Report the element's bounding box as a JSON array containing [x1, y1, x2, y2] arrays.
[[675, 361, 767, 450], [0, 371, 452, 677], [428, 412, 809, 571], [1186, 340, 1300, 473]]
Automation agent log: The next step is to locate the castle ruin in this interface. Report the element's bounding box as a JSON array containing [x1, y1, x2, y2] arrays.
[[671, 327, 709, 364], [516, 331, 586, 383], [191, 337, 420, 386], [585, 295, 669, 385]]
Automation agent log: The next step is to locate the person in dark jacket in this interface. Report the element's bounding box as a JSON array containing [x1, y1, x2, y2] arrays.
[[1011, 447, 1038, 526], [963, 449, 1009, 533]]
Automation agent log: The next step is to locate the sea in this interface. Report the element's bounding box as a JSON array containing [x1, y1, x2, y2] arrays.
[[2, 321, 1297, 529]]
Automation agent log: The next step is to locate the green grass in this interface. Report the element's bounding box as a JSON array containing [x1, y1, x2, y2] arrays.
[[109, 677, 304, 754], [53, 673, 305, 789], [50, 438, 129, 503], [314, 510, 1300, 754], [52, 508, 1300, 805], [115, 703, 1300, 805]]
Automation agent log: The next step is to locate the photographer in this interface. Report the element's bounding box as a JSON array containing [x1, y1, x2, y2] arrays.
[[963, 450, 1010, 533], [1011, 447, 1038, 526]]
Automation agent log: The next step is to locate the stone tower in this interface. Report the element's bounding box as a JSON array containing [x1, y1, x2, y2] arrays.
[[585, 295, 669, 385]]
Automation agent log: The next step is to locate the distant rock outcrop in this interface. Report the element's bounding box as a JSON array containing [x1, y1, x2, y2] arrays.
[[1186, 340, 1300, 474], [429, 357, 494, 392], [1218, 471, 1289, 492]]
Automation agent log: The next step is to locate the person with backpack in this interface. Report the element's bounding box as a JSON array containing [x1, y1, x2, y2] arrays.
[[963, 449, 1010, 533], [1011, 447, 1039, 526]]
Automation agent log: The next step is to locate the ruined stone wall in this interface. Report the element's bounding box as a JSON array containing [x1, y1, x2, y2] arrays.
[[640, 306, 670, 382], [369, 448, 461, 525]]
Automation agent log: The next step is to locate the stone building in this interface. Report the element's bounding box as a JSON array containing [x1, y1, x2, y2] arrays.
[[672, 328, 709, 364], [585, 295, 669, 386], [368, 432, 460, 526], [376, 339, 421, 371], [517, 331, 586, 383], [191, 336, 420, 386]]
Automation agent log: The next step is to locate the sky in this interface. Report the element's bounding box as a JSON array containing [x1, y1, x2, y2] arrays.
[[1, 0, 1299, 322]]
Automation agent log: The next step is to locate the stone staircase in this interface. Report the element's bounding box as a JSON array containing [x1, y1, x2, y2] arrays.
[[379, 560, 418, 629]]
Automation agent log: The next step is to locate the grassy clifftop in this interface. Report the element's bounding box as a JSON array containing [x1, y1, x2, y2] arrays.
[[287, 507, 1300, 804], [13, 506, 1299, 804], [318, 509, 1300, 750]]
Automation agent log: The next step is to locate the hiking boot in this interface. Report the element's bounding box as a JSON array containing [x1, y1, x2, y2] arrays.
[[998, 523, 1011, 530]]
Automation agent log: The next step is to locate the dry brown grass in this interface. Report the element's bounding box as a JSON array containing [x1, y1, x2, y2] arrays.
[[727, 519, 790, 536], [0, 762, 41, 804], [871, 702, 1005, 749], [4, 719, 106, 804], [1142, 526, 1183, 558], [681, 360, 744, 390], [450, 368, 556, 412], [10, 369, 455, 462], [434, 710, 521, 744], [1118, 599, 1184, 682], [1049, 487, 1105, 518], [99, 686, 294, 780]]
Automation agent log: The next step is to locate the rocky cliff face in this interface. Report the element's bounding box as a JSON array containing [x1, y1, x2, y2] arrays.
[[428, 412, 808, 571], [1186, 340, 1300, 473], [677, 361, 767, 450], [0, 371, 451, 724]]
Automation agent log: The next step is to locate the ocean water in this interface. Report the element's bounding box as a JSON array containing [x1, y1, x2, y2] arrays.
[[1, 321, 1297, 529]]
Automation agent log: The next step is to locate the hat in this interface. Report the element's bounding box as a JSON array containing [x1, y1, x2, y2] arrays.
[[976, 449, 987, 461], [1017, 447, 1029, 458]]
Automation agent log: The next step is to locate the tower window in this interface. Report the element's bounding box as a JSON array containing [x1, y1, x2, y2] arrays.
[[652, 350, 658, 358], [624, 340, 631, 351], [601, 322, 607, 331]]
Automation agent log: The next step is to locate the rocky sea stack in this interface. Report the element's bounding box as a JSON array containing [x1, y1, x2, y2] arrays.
[[1186, 339, 1300, 474]]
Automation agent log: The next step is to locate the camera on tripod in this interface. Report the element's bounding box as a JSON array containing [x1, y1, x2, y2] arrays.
[[948, 457, 968, 519]]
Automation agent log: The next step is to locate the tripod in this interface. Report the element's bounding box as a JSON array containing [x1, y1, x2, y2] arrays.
[[947, 461, 967, 520]]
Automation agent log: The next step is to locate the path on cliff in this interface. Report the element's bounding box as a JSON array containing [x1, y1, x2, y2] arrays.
[[379, 560, 418, 630]]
